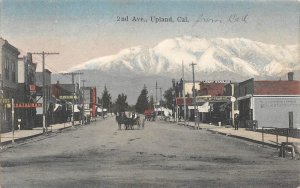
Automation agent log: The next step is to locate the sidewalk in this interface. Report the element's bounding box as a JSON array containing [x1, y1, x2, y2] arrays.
[[177, 121, 300, 148], [0, 120, 85, 146], [0, 116, 107, 146]]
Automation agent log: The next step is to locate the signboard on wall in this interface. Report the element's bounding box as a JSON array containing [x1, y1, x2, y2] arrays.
[[59, 95, 78, 100], [29, 84, 36, 93], [15, 103, 42, 108], [254, 97, 300, 128]]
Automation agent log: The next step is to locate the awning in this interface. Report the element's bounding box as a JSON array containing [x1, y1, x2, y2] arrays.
[[219, 102, 230, 112], [237, 94, 252, 101], [198, 102, 210, 112], [73, 104, 81, 112], [97, 108, 107, 112], [53, 104, 62, 112]]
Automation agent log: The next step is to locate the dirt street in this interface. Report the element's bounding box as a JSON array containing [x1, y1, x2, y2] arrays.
[[0, 117, 299, 188]]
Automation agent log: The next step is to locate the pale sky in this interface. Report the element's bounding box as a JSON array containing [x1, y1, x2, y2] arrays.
[[0, 0, 299, 72]]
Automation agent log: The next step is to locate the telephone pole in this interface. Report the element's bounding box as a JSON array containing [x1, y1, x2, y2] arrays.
[[159, 87, 163, 119], [81, 79, 87, 125], [62, 72, 83, 126], [182, 61, 186, 126], [155, 81, 158, 119], [190, 62, 198, 129], [155, 81, 158, 106], [32, 52, 59, 133]]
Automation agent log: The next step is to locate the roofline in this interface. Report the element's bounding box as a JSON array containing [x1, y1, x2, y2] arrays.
[[254, 80, 300, 82], [1, 38, 20, 55], [239, 78, 254, 84], [253, 95, 300, 97], [238, 94, 300, 100]]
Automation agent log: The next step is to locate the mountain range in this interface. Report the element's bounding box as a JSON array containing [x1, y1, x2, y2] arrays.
[[70, 36, 299, 78], [53, 36, 299, 104]]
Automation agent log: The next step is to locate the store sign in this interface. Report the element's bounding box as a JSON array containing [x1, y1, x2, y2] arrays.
[[15, 103, 42, 108], [0, 98, 11, 104], [29, 84, 36, 92], [200, 80, 231, 83], [188, 105, 210, 112], [198, 105, 210, 112], [59, 96, 78, 100], [176, 96, 231, 105], [196, 96, 231, 103]]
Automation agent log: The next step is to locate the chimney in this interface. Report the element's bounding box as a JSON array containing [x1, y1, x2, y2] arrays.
[[288, 72, 294, 81]]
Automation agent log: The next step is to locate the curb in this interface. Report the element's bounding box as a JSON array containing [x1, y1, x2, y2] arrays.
[[0, 132, 45, 146], [0, 122, 85, 147], [207, 129, 278, 148], [0, 118, 101, 147], [176, 122, 278, 148]]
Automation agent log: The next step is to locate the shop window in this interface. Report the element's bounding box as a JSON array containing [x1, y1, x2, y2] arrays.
[[11, 62, 16, 83], [4, 57, 9, 80]]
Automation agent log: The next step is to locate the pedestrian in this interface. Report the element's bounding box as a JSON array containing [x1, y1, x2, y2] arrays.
[[234, 114, 239, 130]]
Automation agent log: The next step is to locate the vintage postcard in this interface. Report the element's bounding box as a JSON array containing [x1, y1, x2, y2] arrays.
[[0, 0, 299, 187]]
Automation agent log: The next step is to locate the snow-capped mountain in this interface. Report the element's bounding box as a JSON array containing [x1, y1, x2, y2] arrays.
[[70, 36, 299, 78], [59, 37, 299, 104]]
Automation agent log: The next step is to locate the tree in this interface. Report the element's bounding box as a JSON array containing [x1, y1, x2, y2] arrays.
[[164, 87, 174, 109], [135, 85, 149, 114], [101, 86, 112, 110], [149, 95, 154, 109], [114, 93, 128, 113]]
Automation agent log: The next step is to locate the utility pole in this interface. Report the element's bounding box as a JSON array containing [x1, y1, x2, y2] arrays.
[[172, 79, 176, 123], [62, 72, 83, 126], [81, 79, 86, 125], [182, 61, 186, 126], [0, 90, 2, 147], [155, 81, 158, 106], [190, 62, 198, 129], [155, 81, 158, 119], [231, 84, 236, 129], [160, 87, 162, 119], [11, 98, 14, 143], [155, 81, 157, 104], [32, 52, 59, 133]]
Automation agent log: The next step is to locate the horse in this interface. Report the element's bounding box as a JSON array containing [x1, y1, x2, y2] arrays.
[[116, 113, 141, 130], [116, 113, 127, 130], [124, 116, 140, 130]]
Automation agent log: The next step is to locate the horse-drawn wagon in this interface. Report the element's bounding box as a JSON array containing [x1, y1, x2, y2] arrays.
[[116, 112, 141, 130], [144, 109, 155, 121]]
